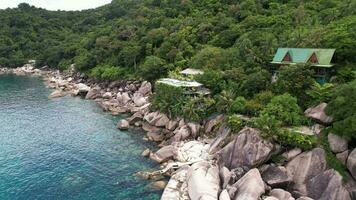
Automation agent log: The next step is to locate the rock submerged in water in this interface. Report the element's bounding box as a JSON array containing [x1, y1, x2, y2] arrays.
[[117, 119, 129, 130], [49, 90, 67, 98]]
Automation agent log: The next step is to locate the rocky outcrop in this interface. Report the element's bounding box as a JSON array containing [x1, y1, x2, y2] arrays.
[[76, 83, 90, 97], [144, 112, 169, 127], [228, 168, 265, 200], [347, 148, 356, 180], [282, 148, 302, 162], [187, 161, 220, 200], [150, 145, 176, 163], [306, 169, 351, 200], [161, 166, 190, 200], [269, 188, 295, 200], [336, 150, 349, 165], [85, 87, 101, 99], [286, 148, 327, 197], [261, 165, 291, 188], [176, 141, 209, 163], [173, 125, 191, 142], [218, 127, 274, 170], [304, 103, 333, 125], [137, 81, 152, 96], [328, 133, 348, 153], [205, 115, 224, 134]]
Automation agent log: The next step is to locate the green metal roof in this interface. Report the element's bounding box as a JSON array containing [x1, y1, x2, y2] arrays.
[[271, 48, 336, 67]]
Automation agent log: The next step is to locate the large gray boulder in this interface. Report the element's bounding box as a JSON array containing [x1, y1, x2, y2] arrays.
[[205, 114, 224, 133], [143, 112, 169, 127], [85, 86, 101, 99], [347, 148, 356, 180], [286, 148, 327, 196], [261, 165, 291, 188], [218, 127, 274, 170], [137, 81, 152, 96], [187, 161, 220, 200], [306, 169, 351, 200], [149, 145, 176, 163], [228, 168, 265, 200], [187, 122, 201, 138], [76, 83, 90, 97], [219, 189, 231, 200], [166, 119, 178, 131], [269, 188, 295, 200], [328, 133, 348, 153], [176, 141, 209, 163], [173, 125, 191, 142], [132, 93, 147, 107], [336, 150, 349, 165], [161, 166, 190, 200], [117, 92, 131, 105], [208, 126, 230, 155], [304, 103, 333, 125]]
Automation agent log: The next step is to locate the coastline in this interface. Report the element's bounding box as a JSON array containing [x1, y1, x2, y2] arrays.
[[1, 65, 355, 200]]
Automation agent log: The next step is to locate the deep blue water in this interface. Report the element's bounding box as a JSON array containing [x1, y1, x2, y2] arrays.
[[0, 74, 160, 200]]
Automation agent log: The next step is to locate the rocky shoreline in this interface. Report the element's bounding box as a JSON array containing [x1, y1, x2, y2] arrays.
[[1, 65, 356, 200]]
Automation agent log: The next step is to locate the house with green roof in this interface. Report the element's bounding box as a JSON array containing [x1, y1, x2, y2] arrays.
[[271, 48, 336, 84]]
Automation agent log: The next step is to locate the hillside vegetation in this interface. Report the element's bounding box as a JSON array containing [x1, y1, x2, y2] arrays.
[[0, 1, 356, 153]]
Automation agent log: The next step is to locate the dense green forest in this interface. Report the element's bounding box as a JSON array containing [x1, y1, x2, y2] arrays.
[[1, 0, 356, 157]]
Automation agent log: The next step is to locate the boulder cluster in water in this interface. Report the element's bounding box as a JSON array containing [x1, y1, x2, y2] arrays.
[[2, 65, 356, 200]]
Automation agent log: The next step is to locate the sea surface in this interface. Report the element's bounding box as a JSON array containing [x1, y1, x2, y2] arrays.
[[0, 74, 160, 200]]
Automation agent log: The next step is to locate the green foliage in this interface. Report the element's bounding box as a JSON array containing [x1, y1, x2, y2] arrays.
[[229, 96, 247, 114], [253, 114, 316, 150], [139, 56, 167, 81], [226, 115, 245, 133], [306, 81, 334, 106], [273, 64, 314, 107], [151, 83, 215, 122], [326, 80, 356, 140], [89, 65, 126, 80], [196, 69, 226, 94], [260, 93, 304, 126], [214, 90, 235, 113]]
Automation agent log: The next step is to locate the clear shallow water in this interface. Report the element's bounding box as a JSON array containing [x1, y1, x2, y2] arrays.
[[0, 75, 160, 200]]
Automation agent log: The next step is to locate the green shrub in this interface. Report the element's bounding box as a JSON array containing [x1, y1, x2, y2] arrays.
[[326, 80, 356, 140], [229, 96, 247, 114], [277, 129, 317, 151], [253, 114, 316, 150], [139, 56, 167, 81], [260, 93, 304, 126], [151, 83, 215, 122], [306, 81, 334, 107], [226, 115, 245, 133], [89, 65, 125, 80], [273, 64, 314, 107], [151, 83, 186, 117], [196, 69, 226, 94], [214, 90, 235, 113]]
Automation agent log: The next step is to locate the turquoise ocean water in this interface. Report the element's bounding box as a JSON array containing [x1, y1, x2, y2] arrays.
[[0, 74, 160, 200]]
